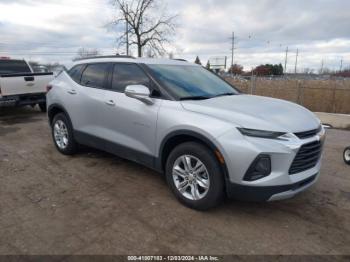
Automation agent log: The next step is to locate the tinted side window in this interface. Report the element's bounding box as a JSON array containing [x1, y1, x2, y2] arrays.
[[68, 65, 84, 83], [81, 63, 109, 88], [0, 60, 32, 74], [112, 64, 150, 92]]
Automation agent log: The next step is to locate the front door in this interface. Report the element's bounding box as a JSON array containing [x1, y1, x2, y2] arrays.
[[102, 63, 162, 166]]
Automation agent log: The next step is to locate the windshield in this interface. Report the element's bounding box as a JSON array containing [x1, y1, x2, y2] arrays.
[[147, 64, 239, 100]]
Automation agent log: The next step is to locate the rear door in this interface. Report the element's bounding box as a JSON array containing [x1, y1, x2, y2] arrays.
[[70, 63, 112, 140]]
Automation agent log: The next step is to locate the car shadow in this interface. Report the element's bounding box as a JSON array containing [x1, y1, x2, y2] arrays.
[[0, 106, 44, 125]]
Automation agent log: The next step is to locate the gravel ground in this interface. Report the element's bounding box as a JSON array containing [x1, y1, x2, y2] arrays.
[[0, 107, 349, 255]]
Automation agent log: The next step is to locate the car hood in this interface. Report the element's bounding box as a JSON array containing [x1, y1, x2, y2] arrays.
[[181, 94, 320, 132]]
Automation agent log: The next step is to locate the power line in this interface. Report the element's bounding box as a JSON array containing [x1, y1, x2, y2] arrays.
[[0, 54, 75, 56], [0, 51, 77, 54]]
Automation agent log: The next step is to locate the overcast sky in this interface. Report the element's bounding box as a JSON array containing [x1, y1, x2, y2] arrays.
[[0, 0, 349, 71]]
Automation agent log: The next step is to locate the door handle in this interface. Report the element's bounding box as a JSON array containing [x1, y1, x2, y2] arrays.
[[105, 100, 115, 106], [68, 89, 77, 95], [24, 76, 35, 82]]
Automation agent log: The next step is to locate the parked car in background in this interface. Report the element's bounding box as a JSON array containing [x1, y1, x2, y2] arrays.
[[0, 57, 54, 112], [51, 65, 67, 77], [344, 147, 350, 165], [47, 56, 325, 210], [32, 65, 49, 73]]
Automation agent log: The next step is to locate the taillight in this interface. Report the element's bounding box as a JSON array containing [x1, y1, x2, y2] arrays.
[[46, 85, 53, 93]]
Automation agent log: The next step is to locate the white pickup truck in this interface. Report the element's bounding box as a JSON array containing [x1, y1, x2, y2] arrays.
[[0, 58, 54, 112]]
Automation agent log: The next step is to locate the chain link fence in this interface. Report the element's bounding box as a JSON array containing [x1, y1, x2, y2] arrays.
[[225, 77, 350, 114]]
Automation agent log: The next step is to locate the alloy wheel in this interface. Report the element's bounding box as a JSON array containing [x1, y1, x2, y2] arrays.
[[345, 148, 350, 162], [172, 155, 210, 200], [53, 120, 69, 149]]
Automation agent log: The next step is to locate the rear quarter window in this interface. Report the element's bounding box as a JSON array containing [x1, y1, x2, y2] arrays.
[[68, 64, 85, 83], [80, 63, 110, 88], [0, 60, 32, 74]]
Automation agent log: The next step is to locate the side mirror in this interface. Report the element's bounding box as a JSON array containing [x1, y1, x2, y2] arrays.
[[125, 85, 153, 105]]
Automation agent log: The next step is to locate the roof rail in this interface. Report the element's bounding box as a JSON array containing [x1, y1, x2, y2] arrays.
[[74, 55, 135, 61], [173, 58, 188, 62]]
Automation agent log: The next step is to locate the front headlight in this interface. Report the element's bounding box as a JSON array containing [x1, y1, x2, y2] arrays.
[[237, 128, 286, 139]]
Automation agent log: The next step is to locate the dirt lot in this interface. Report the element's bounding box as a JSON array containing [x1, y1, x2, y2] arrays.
[[0, 107, 350, 255]]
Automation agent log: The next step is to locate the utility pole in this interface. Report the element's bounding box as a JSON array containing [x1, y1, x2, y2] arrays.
[[294, 48, 299, 74], [284, 46, 289, 74], [125, 4, 129, 56], [231, 32, 235, 68], [339, 58, 343, 72], [320, 60, 324, 74]]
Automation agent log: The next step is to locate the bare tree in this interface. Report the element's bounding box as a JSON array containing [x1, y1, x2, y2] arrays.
[[74, 48, 101, 61], [110, 0, 177, 57]]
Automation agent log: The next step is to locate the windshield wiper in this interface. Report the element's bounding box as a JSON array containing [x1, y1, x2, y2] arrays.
[[211, 92, 235, 98], [180, 96, 211, 101]]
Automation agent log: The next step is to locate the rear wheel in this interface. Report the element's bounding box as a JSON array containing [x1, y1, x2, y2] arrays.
[[165, 142, 225, 210], [52, 113, 78, 155], [38, 102, 47, 112], [344, 147, 350, 165]]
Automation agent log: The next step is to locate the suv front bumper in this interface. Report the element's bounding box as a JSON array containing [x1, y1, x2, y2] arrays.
[[225, 173, 318, 201], [216, 127, 325, 201]]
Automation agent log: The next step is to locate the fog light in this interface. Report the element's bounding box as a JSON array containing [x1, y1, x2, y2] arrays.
[[244, 155, 271, 181]]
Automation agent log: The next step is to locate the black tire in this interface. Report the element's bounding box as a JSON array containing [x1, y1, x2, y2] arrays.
[[165, 142, 225, 210], [51, 113, 78, 155], [38, 102, 47, 112], [344, 147, 350, 165]]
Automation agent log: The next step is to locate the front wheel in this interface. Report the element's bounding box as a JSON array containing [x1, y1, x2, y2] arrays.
[[165, 142, 225, 210], [344, 147, 350, 165]]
